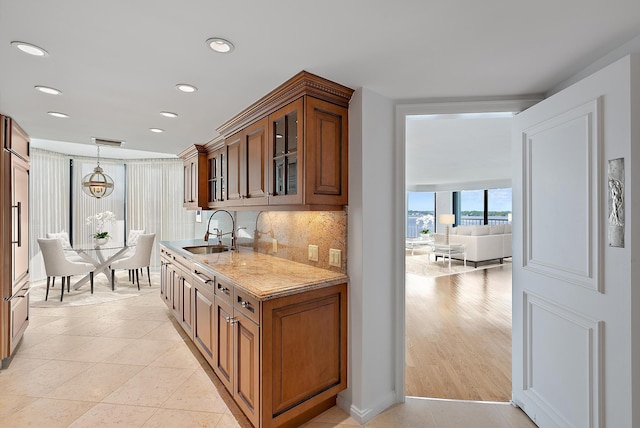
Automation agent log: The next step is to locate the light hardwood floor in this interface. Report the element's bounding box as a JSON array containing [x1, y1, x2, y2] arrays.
[[406, 263, 513, 401]]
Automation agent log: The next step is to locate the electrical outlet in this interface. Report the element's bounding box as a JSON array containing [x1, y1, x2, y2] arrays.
[[308, 244, 319, 262], [329, 248, 341, 267], [272, 239, 278, 253]]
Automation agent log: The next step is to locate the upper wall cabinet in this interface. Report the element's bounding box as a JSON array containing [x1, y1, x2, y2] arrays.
[[206, 138, 226, 207], [179, 144, 208, 210], [181, 71, 354, 211], [267, 97, 348, 207]]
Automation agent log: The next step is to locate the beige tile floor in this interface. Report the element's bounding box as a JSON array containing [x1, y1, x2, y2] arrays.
[[0, 285, 537, 427]]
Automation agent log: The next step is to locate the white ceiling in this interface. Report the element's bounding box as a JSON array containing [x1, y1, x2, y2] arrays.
[[1, 1, 640, 176], [406, 113, 514, 188]]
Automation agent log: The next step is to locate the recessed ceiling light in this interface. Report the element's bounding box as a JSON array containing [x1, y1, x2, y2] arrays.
[[149, 128, 164, 133], [160, 111, 178, 118], [48, 111, 69, 118], [11, 41, 48, 57], [35, 85, 62, 95], [176, 84, 197, 93], [206, 37, 234, 53]]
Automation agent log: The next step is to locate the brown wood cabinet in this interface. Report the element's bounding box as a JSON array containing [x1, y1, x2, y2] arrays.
[[267, 96, 348, 207], [180, 71, 353, 211], [206, 143, 226, 207], [224, 131, 243, 206], [179, 272, 194, 337], [179, 145, 208, 209], [243, 118, 269, 206], [218, 117, 269, 208], [159, 244, 348, 427], [1, 116, 30, 367], [214, 277, 260, 426], [193, 269, 215, 364], [261, 284, 347, 428], [160, 247, 194, 339]]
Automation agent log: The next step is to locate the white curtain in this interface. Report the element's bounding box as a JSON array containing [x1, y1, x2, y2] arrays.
[[29, 152, 194, 281], [126, 159, 194, 267], [29, 149, 71, 279]]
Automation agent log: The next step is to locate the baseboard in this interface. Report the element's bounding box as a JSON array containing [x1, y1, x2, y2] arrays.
[[337, 390, 397, 424]]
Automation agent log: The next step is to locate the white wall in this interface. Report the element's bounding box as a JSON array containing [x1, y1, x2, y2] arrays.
[[435, 191, 453, 233], [341, 88, 397, 422]]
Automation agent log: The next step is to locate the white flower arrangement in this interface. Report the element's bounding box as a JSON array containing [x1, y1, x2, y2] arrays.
[[86, 210, 116, 239], [416, 214, 434, 234]]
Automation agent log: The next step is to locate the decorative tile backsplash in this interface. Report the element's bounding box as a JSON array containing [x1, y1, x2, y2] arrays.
[[196, 210, 347, 274]]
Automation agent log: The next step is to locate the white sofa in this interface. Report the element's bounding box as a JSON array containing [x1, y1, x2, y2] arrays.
[[435, 224, 512, 268]]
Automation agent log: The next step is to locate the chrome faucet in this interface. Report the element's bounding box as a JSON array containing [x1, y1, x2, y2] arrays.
[[204, 210, 237, 251]]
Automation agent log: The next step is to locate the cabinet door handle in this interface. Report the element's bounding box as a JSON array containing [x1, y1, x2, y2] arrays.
[[11, 202, 21, 247], [194, 271, 213, 284], [4, 286, 31, 302], [225, 316, 237, 325], [239, 300, 250, 309]]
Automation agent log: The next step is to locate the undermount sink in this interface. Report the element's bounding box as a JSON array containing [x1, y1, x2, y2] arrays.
[[183, 245, 229, 254]]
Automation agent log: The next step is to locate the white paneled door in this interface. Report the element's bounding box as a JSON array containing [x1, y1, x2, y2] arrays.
[[512, 55, 639, 428]]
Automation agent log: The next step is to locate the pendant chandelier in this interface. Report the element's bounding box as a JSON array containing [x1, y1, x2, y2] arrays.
[[81, 145, 114, 198]]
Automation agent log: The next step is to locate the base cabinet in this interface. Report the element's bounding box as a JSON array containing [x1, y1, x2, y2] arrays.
[[261, 284, 347, 428], [193, 273, 215, 364], [10, 283, 30, 355], [159, 246, 347, 428], [160, 247, 193, 340], [214, 278, 261, 427]]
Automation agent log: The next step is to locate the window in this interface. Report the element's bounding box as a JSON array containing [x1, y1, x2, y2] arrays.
[[454, 188, 512, 225], [407, 192, 435, 237], [458, 190, 484, 225], [488, 188, 512, 224]]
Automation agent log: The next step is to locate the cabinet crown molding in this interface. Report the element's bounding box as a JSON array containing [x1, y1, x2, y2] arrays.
[[178, 144, 208, 158], [217, 70, 354, 137]]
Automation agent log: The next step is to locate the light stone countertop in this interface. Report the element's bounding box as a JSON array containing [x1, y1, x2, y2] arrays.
[[160, 240, 349, 301]]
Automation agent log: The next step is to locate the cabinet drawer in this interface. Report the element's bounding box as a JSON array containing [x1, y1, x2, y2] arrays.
[[10, 285, 30, 354], [234, 289, 260, 325], [192, 268, 214, 292], [215, 278, 233, 304]]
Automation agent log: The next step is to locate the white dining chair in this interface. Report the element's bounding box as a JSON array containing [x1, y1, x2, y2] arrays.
[[110, 233, 155, 290], [38, 238, 95, 301], [123, 229, 145, 281], [46, 231, 91, 289]]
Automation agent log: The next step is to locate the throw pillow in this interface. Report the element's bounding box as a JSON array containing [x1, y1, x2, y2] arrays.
[[489, 224, 505, 234], [471, 225, 489, 236], [456, 226, 473, 236]]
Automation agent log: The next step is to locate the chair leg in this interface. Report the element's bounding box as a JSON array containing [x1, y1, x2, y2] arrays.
[[52, 276, 55, 288], [136, 269, 140, 290], [147, 266, 151, 287], [46, 276, 50, 301], [111, 269, 115, 291], [128, 269, 132, 281], [67, 276, 71, 292], [90, 272, 94, 294], [61, 276, 65, 301]]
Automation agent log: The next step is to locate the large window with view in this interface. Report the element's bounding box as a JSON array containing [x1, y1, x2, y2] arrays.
[[454, 188, 512, 225], [407, 191, 435, 237]]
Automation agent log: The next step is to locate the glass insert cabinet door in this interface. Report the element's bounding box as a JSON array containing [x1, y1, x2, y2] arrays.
[[269, 98, 303, 204], [207, 148, 226, 206]]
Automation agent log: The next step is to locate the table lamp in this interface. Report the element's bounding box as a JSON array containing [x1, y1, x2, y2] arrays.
[[439, 214, 455, 244]]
